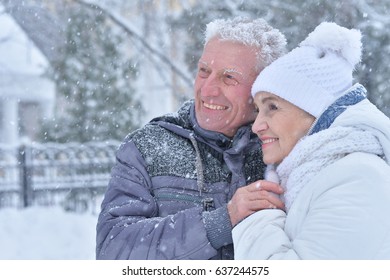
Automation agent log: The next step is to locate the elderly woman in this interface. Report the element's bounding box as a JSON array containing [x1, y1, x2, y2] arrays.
[[233, 22, 390, 259]]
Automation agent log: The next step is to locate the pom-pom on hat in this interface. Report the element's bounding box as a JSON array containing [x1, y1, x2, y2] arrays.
[[251, 22, 362, 118]]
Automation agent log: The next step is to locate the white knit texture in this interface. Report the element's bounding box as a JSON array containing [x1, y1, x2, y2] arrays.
[[252, 22, 362, 118], [276, 126, 383, 212], [300, 22, 362, 67]]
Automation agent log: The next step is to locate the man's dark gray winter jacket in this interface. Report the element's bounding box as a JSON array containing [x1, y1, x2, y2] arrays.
[[96, 100, 265, 259]]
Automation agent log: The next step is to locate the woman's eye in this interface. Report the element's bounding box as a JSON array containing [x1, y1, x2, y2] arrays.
[[269, 103, 278, 110]]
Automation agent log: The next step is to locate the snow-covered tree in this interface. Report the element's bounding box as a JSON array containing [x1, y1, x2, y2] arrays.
[[41, 5, 142, 142], [3, 0, 389, 130], [171, 0, 390, 116]]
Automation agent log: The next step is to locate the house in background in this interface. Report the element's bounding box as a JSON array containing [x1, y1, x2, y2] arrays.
[[0, 1, 196, 144], [0, 7, 55, 145]]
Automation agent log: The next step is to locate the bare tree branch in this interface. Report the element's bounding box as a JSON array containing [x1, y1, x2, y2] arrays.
[[75, 0, 193, 88]]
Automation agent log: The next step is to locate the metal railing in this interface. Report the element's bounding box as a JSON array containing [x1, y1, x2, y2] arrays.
[[0, 141, 120, 212]]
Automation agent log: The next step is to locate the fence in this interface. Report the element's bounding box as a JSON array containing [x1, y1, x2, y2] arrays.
[[0, 141, 120, 213]]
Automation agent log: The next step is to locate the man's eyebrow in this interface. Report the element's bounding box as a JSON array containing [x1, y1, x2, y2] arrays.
[[223, 68, 243, 75], [198, 61, 244, 77]]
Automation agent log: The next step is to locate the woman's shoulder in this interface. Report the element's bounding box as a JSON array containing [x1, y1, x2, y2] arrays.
[[328, 152, 389, 180], [307, 152, 390, 200]]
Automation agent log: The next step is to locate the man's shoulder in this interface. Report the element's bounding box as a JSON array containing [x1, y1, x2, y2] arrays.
[[121, 121, 197, 177], [127, 123, 167, 141], [125, 122, 192, 154], [127, 100, 194, 145]]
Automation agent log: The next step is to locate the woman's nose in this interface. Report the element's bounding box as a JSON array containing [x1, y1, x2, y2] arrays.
[[252, 115, 268, 135]]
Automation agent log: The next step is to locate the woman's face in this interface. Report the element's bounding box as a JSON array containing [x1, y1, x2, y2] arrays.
[[252, 92, 315, 165]]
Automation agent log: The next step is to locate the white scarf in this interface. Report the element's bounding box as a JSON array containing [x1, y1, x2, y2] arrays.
[[275, 126, 384, 212]]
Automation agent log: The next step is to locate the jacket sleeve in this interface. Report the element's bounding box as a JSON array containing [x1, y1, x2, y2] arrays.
[[96, 140, 217, 259], [233, 153, 390, 259]]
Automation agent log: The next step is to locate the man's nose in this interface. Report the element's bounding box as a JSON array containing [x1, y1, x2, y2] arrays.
[[201, 75, 221, 97]]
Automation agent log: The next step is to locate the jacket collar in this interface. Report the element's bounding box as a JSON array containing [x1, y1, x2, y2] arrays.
[[151, 99, 259, 153], [309, 83, 367, 135]]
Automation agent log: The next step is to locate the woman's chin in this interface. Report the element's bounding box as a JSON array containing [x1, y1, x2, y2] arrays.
[[263, 158, 279, 165]]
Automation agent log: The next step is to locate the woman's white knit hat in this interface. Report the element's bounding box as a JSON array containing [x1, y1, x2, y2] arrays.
[[251, 22, 362, 118]]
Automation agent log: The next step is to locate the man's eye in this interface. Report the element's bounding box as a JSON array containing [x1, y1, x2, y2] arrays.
[[224, 73, 235, 79], [222, 73, 239, 86], [198, 67, 210, 78]]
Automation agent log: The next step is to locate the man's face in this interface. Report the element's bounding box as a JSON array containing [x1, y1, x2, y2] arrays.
[[194, 38, 259, 137]]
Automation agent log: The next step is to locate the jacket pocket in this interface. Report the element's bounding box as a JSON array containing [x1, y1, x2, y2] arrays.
[[153, 191, 215, 216], [150, 176, 219, 216]]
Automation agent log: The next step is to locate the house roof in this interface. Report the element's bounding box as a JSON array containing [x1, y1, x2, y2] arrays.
[[0, 6, 54, 101]]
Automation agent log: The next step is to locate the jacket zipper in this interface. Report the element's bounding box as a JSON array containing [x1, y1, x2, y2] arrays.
[[154, 192, 214, 211]]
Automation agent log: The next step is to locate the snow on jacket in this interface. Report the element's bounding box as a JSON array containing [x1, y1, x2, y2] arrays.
[[233, 84, 390, 259], [96, 100, 265, 259]]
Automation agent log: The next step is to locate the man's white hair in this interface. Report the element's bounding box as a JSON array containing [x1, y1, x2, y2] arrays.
[[205, 17, 287, 71]]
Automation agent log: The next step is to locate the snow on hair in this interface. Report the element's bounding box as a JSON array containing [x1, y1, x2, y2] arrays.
[[300, 22, 362, 68], [204, 17, 287, 70]]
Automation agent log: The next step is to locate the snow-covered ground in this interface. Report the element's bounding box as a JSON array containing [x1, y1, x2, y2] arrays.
[[0, 206, 97, 259]]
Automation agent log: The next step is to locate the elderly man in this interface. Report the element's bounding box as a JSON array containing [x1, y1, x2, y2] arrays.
[[96, 17, 286, 260]]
